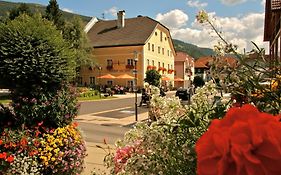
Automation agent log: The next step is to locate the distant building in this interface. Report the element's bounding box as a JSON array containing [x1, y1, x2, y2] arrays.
[[79, 10, 176, 88], [195, 56, 237, 81], [174, 52, 194, 88], [264, 0, 281, 62]]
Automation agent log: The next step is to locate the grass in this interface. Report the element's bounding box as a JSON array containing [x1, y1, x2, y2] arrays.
[[0, 94, 115, 104], [77, 95, 115, 101], [0, 95, 11, 104]]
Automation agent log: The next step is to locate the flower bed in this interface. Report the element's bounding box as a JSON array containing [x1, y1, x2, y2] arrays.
[[0, 122, 86, 175]]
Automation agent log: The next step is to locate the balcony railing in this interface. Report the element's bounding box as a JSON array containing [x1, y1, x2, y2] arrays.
[[126, 64, 134, 69], [106, 65, 113, 70]]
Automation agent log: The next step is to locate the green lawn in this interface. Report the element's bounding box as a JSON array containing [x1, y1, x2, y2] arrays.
[[0, 95, 11, 104], [77, 95, 115, 101], [0, 95, 115, 104]]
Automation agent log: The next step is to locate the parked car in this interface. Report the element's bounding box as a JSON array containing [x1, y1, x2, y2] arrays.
[[175, 87, 190, 101]]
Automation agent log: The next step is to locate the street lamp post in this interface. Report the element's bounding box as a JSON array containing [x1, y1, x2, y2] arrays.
[[98, 66, 102, 99], [134, 51, 138, 121]]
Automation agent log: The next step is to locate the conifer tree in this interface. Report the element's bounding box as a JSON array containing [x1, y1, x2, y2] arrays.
[[9, 3, 31, 20], [45, 0, 64, 28]]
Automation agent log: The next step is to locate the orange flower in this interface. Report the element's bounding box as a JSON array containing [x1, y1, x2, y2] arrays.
[[20, 137, 28, 147], [73, 122, 79, 127], [196, 104, 281, 175], [29, 150, 39, 156], [6, 155, 14, 163]]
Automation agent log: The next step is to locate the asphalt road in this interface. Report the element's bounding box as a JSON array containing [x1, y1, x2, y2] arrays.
[[78, 122, 130, 144], [78, 96, 141, 115], [78, 91, 175, 115]]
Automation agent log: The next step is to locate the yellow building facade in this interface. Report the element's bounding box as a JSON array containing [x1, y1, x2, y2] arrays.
[[79, 11, 175, 88]]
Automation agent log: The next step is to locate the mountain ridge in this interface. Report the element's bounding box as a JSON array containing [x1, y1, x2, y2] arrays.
[[0, 0, 91, 23]]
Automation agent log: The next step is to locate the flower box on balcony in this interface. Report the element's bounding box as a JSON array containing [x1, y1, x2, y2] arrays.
[[168, 69, 174, 74], [126, 65, 134, 69], [106, 65, 113, 70], [147, 65, 153, 70]]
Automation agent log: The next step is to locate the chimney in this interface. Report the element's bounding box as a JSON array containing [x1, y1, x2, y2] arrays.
[[117, 10, 125, 28]]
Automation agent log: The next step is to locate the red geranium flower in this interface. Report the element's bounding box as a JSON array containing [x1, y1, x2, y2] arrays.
[[196, 104, 281, 175], [0, 139, 2, 145], [6, 155, 14, 163], [0, 152, 7, 159]]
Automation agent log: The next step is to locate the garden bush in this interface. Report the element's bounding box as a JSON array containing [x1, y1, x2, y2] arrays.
[[0, 13, 75, 98]]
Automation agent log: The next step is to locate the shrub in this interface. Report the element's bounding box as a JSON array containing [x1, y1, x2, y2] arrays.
[[144, 70, 161, 87], [0, 14, 75, 97], [10, 85, 78, 128], [103, 82, 232, 174]]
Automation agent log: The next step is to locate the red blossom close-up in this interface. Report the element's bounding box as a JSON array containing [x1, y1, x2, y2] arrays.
[[196, 104, 281, 175]]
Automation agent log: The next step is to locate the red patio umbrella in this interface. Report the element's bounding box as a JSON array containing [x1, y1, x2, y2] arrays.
[[161, 76, 171, 81], [97, 74, 116, 79], [116, 74, 135, 79], [173, 77, 184, 82]]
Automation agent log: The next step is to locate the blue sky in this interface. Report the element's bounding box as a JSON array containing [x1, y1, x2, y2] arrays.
[[7, 0, 267, 52]]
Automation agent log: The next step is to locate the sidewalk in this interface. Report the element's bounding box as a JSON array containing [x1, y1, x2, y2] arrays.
[[79, 91, 175, 174], [82, 142, 113, 175]]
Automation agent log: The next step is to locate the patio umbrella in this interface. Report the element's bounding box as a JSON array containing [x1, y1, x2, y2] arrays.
[[173, 77, 184, 82], [116, 74, 135, 79], [161, 76, 170, 81], [97, 74, 116, 79]]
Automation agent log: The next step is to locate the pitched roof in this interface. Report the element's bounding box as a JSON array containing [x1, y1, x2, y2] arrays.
[[195, 56, 237, 68], [175, 52, 194, 62], [87, 16, 167, 48], [194, 56, 212, 68]]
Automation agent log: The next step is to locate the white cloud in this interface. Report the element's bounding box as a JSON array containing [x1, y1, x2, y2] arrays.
[[187, 0, 208, 9], [261, 0, 266, 7], [161, 10, 267, 53], [156, 9, 188, 29], [62, 8, 74, 13], [220, 0, 247, 6], [104, 6, 118, 17]]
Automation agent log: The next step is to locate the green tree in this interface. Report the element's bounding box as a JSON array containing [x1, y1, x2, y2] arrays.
[[45, 0, 64, 28], [8, 3, 32, 20], [63, 17, 95, 75], [144, 70, 161, 87], [0, 14, 75, 97], [193, 75, 205, 88]]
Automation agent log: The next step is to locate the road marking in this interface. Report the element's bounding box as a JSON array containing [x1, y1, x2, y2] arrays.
[[120, 110, 134, 114], [88, 106, 133, 116]]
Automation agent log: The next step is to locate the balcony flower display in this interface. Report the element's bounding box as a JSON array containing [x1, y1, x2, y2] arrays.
[[125, 64, 134, 69], [168, 69, 174, 74], [158, 67, 165, 72], [147, 65, 153, 70]]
